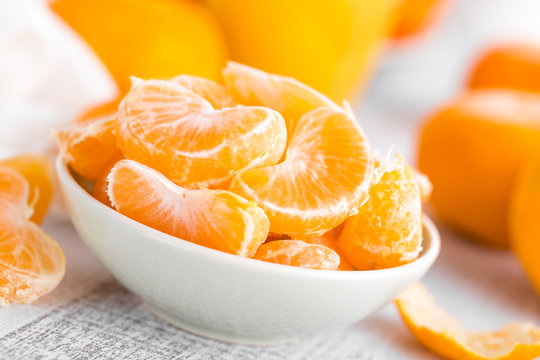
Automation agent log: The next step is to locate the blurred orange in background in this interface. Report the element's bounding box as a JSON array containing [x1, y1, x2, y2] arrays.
[[202, 0, 399, 102], [50, 0, 227, 96], [418, 90, 540, 247], [468, 44, 540, 94], [390, 0, 452, 42]]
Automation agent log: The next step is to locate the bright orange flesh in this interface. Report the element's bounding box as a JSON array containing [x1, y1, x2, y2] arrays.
[[253, 240, 340, 270], [56, 114, 123, 181], [223, 62, 340, 139], [229, 107, 372, 237], [396, 283, 540, 360], [418, 90, 540, 247], [108, 160, 269, 256], [0, 154, 53, 224], [92, 163, 115, 207], [172, 74, 235, 109], [304, 233, 354, 271], [509, 159, 540, 297], [115, 78, 287, 188], [0, 167, 65, 305], [469, 44, 540, 94], [77, 99, 119, 123], [338, 157, 423, 270], [51, 0, 227, 94]]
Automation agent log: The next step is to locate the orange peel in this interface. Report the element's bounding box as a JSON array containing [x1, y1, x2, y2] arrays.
[[396, 283, 540, 360]]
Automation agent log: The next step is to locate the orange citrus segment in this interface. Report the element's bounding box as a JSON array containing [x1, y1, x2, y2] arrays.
[[77, 98, 120, 123], [115, 78, 287, 188], [0, 154, 53, 224], [92, 163, 116, 207], [223, 61, 341, 138], [338, 156, 422, 270], [396, 283, 540, 360], [253, 240, 340, 270], [172, 74, 235, 109], [0, 167, 65, 305], [107, 160, 269, 256], [304, 233, 354, 271], [56, 114, 123, 180], [230, 107, 372, 237]]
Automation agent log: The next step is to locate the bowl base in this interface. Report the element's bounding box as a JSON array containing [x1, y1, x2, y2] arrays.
[[143, 301, 301, 346]]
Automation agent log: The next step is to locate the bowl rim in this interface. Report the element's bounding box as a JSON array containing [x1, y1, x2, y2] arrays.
[[56, 155, 440, 280]]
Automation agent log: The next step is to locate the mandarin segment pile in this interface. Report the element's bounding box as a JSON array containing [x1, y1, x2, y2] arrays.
[[0, 156, 65, 306], [57, 62, 426, 271]]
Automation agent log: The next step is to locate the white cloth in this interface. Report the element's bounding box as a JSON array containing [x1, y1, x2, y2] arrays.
[[0, 0, 117, 159]]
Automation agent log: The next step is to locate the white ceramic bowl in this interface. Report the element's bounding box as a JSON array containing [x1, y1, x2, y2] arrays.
[[56, 156, 440, 345]]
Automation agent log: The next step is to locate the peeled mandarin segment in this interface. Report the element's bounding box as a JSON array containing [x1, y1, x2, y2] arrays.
[[56, 114, 123, 181], [91, 163, 116, 207], [509, 159, 540, 297], [223, 61, 341, 138], [396, 283, 540, 360], [304, 234, 354, 271], [418, 90, 540, 247], [115, 78, 287, 189], [253, 240, 340, 270], [338, 158, 423, 270], [468, 44, 540, 94], [172, 74, 235, 109], [107, 160, 269, 257], [229, 107, 373, 237], [0, 154, 53, 224], [77, 99, 119, 123], [0, 167, 65, 306]]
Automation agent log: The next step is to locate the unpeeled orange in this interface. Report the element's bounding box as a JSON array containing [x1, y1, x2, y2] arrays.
[[468, 44, 540, 94], [51, 0, 227, 95], [509, 159, 540, 297], [418, 90, 540, 247]]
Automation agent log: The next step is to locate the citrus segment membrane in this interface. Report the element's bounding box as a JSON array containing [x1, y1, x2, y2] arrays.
[[230, 107, 372, 237], [115, 77, 287, 188], [107, 160, 269, 257], [56, 114, 123, 181], [0, 154, 53, 224], [0, 167, 65, 306], [253, 240, 340, 270], [338, 155, 423, 270], [223, 61, 341, 138], [172, 74, 236, 109]]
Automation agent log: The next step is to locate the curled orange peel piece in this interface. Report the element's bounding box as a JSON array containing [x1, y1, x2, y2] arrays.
[[395, 283, 540, 360]]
